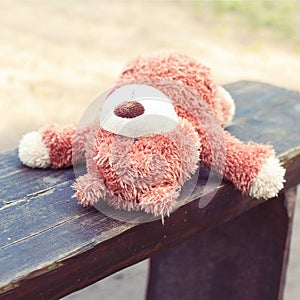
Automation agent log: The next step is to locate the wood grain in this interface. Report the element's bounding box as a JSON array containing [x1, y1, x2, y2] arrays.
[[0, 81, 299, 299], [146, 189, 297, 300]]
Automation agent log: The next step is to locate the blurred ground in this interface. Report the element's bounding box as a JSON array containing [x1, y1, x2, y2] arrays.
[[0, 1, 299, 299], [1, 0, 299, 152]]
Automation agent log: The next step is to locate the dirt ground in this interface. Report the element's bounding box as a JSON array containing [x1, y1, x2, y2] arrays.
[[1, 0, 299, 152], [0, 1, 299, 299]]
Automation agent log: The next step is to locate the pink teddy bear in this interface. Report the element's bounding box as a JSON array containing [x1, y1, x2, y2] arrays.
[[19, 51, 285, 219]]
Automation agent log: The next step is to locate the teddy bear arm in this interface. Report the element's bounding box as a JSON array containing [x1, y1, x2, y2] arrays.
[[18, 124, 89, 169], [200, 130, 285, 199]]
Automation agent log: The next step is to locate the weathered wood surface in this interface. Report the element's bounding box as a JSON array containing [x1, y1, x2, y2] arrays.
[[147, 188, 297, 300], [0, 81, 299, 299]]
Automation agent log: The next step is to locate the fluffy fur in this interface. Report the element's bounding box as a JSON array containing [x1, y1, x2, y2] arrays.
[[18, 51, 286, 219], [19, 131, 51, 168], [72, 116, 200, 219]]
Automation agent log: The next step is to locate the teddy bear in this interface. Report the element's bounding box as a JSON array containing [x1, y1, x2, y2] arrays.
[[18, 51, 286, 220]]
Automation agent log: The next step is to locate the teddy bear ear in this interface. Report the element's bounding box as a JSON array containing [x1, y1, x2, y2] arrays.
[[99, 84, 179, 138]]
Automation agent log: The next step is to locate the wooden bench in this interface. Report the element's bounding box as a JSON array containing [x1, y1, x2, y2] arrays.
[[0, 81, 299, 300]]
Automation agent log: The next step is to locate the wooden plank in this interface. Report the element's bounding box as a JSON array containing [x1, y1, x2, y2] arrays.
[[0, 81, 299, 299], [0, 149, 75, 208], [226, 81, 300, 154], [146, 188, 297, 300]]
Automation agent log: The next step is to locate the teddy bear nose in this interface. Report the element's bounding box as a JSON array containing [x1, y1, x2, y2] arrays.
[[114, 101, 145, 119]]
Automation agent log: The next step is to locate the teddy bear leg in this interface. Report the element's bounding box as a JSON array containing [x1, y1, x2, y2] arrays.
[[138, 186, 180, 221], [72, 173, 108, 207], [19, 124, 89, 169]]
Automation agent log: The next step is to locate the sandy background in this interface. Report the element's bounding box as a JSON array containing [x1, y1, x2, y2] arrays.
[[1, 0, 299, 152], [0, 1, 299, 299]]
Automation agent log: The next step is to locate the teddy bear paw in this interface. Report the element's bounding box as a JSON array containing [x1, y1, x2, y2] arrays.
[[249, 155, 286, 199], [18, 131, 51, 168], [139, 187, 180, 222]]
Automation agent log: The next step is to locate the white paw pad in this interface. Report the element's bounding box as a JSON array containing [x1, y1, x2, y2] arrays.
[[18, 131, 51, 168], [249, 155, 286, 199]]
